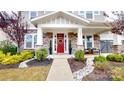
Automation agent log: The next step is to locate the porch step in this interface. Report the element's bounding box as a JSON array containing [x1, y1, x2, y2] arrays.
[[48, 54, 74, 59]]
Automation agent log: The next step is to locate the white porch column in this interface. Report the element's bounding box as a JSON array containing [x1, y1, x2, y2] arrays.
[[77, 27, 84, 50], [36, 27, 43, 48], [112, 34, 122, 53]]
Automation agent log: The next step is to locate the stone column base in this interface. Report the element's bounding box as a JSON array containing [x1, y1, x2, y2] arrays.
[[77, 45, 84, 50], [112, 45, 123, 54]]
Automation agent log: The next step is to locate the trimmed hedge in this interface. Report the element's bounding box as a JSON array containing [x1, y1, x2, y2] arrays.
[[107, 54, 124, 62], [94, 55, 107, 63], [36, 48, 48, 61], [74, 50, 84, 61], [0, 50, 34, 65]]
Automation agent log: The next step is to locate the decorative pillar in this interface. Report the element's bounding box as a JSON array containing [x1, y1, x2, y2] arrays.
[[112, 34, 122, 54], [36, 27, 43, 49], [77, 27, 84, 50]]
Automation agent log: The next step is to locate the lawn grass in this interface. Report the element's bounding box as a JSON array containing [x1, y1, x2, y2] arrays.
[[0, 65, 51, 81]]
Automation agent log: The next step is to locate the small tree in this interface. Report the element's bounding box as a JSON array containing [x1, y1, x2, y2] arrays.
[[104, 11, 124, 35], [0, 11, 28, 53]]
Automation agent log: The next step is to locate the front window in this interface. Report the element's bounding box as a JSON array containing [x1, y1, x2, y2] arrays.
[[30, 11, 38, 19], [86, 11, 93, 19], [86, 35, 92, 49], [25, 34, 37, 49], [25, 35, 32, 48]]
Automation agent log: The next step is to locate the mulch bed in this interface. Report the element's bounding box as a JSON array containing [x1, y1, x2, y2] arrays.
[[109, 61, 124, 68], [0, 63, 20, 70], [27, 58, 53, 67], [82, 61, 124, 81], [67, 58, 86, 73], [82, 68, 112, 81]]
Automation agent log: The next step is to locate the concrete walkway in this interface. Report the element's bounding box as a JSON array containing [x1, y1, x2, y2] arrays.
[[46, 58, 73, 81]]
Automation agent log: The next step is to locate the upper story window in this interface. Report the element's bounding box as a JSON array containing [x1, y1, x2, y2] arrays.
[[94, 11, 100, 15], [79, 11, 84, 17], [86, 11, 93, 20], [30, 11, 38, 19]]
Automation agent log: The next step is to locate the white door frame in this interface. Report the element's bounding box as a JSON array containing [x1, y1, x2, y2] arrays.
[[52, 32, 69, 54]]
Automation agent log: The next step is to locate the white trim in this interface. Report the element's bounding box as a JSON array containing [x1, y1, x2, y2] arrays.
[[37, 24, 110, 29], [52, 32, 69, 54], [84, 35, 87, 49], [39, 24, 83, 28], [64, 33, 69, 54], [53, 32, 57, 53], [31, 11, 90, 24], [92, 34, 94, 48]]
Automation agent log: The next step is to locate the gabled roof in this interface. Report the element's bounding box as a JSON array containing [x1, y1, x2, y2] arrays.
[[31, 11, 90, 25]]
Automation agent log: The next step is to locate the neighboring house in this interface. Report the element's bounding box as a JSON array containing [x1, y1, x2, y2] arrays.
[[0, 11, 116, 54]]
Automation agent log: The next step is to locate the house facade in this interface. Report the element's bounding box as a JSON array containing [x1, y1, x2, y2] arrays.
[[1, 11, 122, 54]]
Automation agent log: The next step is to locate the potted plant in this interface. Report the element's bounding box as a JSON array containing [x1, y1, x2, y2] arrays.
[[69, 40, 72, 54], [49, 40, 52, 54]]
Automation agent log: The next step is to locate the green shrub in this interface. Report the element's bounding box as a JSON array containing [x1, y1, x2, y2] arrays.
[[106, 54, 116, 61], [1, 55, 21, 65], [0, 50, 34, 65], [36, 48, 48, 61], [111, 67, 124, 81], [20, 50, 34, 61], [94, 55, 107, 62], [0, 40, 17, 55], [74, 50, 84, 61], [0, 51, 6, 63], [121, 54, 124, 60], [114, 55, 123, 62]]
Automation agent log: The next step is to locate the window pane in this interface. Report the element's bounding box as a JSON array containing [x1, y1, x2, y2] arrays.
[[30, 11, 37, 19], [86, 11, 93, 19], [86, 36, 92, 48], [26, 35, 32, 48], [94, 11, 100, 15]]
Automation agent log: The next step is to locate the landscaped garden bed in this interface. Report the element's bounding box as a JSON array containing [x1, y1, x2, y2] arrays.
[[0, 40, 53, 80], [68, 50, 86, 73], [82, 54, 124, 81], [68, 58, 85, 73], [27, 59, 53, 67]]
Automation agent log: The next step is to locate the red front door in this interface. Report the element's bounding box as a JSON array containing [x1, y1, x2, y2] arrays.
[[57, 33, 64, 53]]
